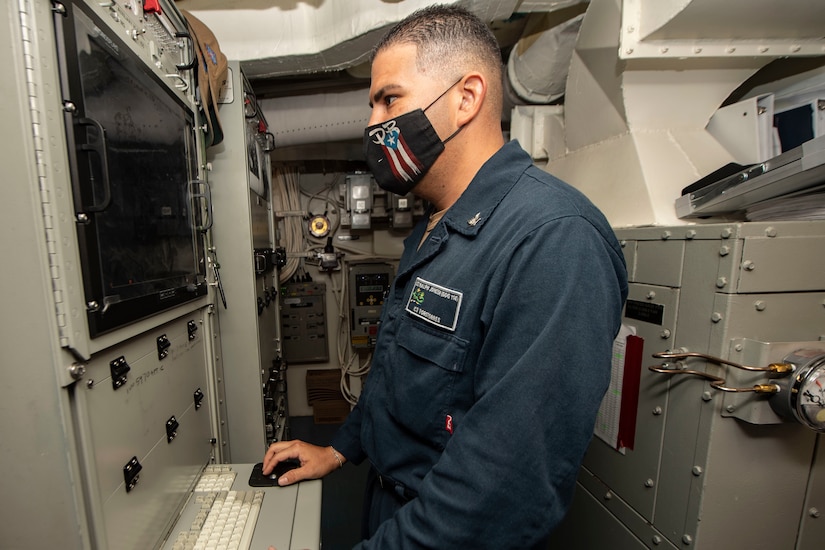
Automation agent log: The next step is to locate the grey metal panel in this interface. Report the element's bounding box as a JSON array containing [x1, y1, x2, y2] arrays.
[[574, 222, 825, 550], [709, 291, 825, 348], [78, 315, 212, 498], [96, 408, 209, 549], [290, 480, 324, 550], [73, 314, 213, 549], [634, 239, 686, 288], [736, 233, 825, 293], [549, 472, 678, 550], [251, 194, 272, 250], [695, 418, 815, 549], [651, 237, 730, 543], [584, 282, 677, 521], [208, 62, 277, 463], [0, 1, 89, 546], [798, 436, 825, 550]]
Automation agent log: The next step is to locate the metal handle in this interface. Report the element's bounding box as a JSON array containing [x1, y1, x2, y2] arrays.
[[165, 73, 189, 92], [190, 179, 213, 232], [175, 31, 197, 71], [77, 117, 112, 213]]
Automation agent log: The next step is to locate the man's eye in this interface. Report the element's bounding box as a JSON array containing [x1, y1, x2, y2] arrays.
[[384, 95, 398, 106]]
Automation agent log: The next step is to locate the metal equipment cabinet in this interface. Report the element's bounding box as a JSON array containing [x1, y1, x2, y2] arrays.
[[208, 61, 287, 463], [550, 221, 825, 550]]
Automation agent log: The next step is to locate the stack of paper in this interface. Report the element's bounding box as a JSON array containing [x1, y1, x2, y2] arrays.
[[746, 192, 825, 221]]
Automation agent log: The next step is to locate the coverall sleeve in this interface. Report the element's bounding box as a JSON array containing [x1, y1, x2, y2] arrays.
[[331, 396, 367, 465], [355, 216, 627, 549]]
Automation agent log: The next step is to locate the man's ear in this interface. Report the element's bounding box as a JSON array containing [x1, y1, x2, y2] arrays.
[[455, 73, 486, 126]]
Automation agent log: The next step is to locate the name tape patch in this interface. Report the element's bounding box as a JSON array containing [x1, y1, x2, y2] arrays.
[[405, 277, 463, 331]]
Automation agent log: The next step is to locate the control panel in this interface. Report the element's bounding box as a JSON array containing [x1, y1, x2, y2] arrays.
[[281, 282, 329, 363], [349, 263, 395, 349], [72, 0, 195, 104]]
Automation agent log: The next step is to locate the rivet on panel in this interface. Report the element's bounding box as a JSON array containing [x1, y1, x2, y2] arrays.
[[742, 260, 756, 271], [765, 226, 777, 237], [759, 46, 769, 53], [810, 508, 820, 518], [683, 534, 693, 545], [711, 312, 723, 323], [647, 291, 656, 300], [719, 245, 730, 256], [702, 391, 712, 402], [653, 406, 663, 415], [734, 343, 743, 352], [652, 535, 662, 545], [721, 228, 733, 239], [660, 329, 671, 339], [685, 230, 696, 240], [604, 491, 613, 500], [661, 230, 671, 240], [692, 466, 703, 476], [755, 301, 767, 312], [716, 277, 727, 289], [726, 404, 736, 413], [645, 479, 655, 488]]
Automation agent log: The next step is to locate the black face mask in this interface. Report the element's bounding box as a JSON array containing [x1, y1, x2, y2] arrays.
[[363, 78, 464, 196]]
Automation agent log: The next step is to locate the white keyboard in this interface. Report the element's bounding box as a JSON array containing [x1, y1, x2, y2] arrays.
[[170, 466, 264, 550], [194, 465, 237, 492]]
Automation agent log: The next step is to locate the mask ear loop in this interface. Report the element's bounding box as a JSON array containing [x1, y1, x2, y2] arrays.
[[423, 76, 466, 144], [423, 76, 465, 112]]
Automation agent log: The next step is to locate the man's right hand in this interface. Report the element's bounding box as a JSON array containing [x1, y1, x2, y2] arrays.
[[262, 440, 346, 486]]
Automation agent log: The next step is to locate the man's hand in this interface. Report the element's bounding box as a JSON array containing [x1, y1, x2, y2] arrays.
[[262, 440, 346, 486]]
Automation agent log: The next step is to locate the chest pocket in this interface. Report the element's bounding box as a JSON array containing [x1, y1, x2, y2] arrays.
[[387, 315, 469, 448]]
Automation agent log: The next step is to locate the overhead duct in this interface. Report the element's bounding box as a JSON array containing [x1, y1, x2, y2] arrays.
[[184, 0, 530, 80], [506, 7, 587, 104], [259, 89, 371, 148]]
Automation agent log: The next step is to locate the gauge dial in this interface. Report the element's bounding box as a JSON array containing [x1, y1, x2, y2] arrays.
[[771, 349, 825, 432], [308, 215, 331, 238]]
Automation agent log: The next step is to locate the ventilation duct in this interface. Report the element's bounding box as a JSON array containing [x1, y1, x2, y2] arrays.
[[506, 11, 586, 104]]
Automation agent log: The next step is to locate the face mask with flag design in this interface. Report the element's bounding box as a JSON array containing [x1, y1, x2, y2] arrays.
[[363, 78, 463, 196]]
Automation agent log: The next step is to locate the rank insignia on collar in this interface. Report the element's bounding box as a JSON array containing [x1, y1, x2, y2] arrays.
[[467, 212, 481, 226]]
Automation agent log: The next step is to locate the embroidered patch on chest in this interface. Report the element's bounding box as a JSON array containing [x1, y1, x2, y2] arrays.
[[405, 277, 463, 331]]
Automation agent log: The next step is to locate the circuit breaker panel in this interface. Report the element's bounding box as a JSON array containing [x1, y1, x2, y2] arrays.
[[550, 221, 825, 550], [281, 281, 329, 363]]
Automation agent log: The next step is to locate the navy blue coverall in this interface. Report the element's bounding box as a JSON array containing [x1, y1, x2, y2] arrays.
[[332, 140, 629, 549]]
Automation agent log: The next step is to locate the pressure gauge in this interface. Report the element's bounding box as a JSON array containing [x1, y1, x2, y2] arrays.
[[770, 349, 825, 432], [308, 215, 331, 238]]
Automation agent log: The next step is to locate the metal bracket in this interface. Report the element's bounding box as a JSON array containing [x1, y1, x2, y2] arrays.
[[123, 456, 142, 493], [166, 416, 179, 443], [157, 334, 171, 360], [110, 356, 131, 390]]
